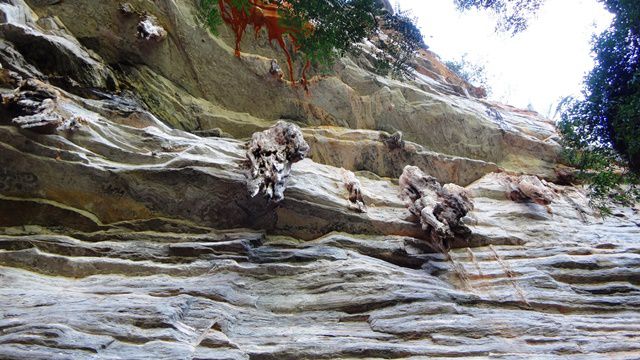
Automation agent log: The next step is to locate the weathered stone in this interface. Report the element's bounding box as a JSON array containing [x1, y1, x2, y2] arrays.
[[22, 0, 561, 177], [504, 173, 557, 205], [0, 39, 45, 79], [118, 2, 135, 16], [399, 165, 474, 244], [246, 121, 309, 202], [0, 67, 21, 88], [269, 59, 283, 79], [380, 130, 405, 150], [1, 78, 63, 133], [303, 127, 500, 186], [0, 1, 115, 88], [342, 169, 367, 212], [30, 0, 62, 5], [136, 14, 167, 41], [0, 1, 638, 359]]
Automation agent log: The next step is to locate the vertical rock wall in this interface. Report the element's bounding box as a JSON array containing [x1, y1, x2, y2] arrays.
[[1, 1, 639, 359]]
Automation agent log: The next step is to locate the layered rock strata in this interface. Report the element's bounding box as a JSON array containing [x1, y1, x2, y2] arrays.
[[20, 0, 561, 179], [0, 1, 639, 359]]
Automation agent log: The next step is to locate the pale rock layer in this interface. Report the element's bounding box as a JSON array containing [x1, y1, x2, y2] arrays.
[[0, 1, 639, 359]]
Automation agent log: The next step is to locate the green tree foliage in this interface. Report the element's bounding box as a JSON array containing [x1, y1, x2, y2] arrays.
[[453, 0, 545, 34], [274, 0, 380, 68], [458, 0, 640, 211], [373, 10, 426, 78], [557, 0, 640, 211], [558, 101, 640, 214], [444, 55, 491, 94], [562, 0, 640, 172], [198, 0, 424, 77], [198, 0, 223, 34]]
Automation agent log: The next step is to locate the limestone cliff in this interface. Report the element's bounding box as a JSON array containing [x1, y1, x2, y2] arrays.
[[1, 0, 639, 359]]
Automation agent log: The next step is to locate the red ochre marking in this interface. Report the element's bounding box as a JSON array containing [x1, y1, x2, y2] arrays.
[[218, 0, 311, 90]]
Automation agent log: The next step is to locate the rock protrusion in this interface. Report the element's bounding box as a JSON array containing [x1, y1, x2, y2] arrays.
[[1, 79, 64, 133], [118, 2, 136, 16], [246, 121, 309, 202], [136, 15, 167, 41], [380, 130, 405, 150], [342, 169, 367, 213], [399, 165, 474, 244], [505, 174, 556, 205], [269, 59, 283, 80], [0, 68, 22, 88]]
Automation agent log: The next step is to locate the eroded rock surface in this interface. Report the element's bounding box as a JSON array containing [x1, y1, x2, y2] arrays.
[[136, 14, 167, 41], [246, 121, 309, 202], [505, 173, 557, 205], [0, 1, 639, 359], [21, 0, 560, 179], [1, 78, 63, 132], [342, 169, 367, 212], [304, 127, 500, 186], [399, 165, 474, 244], [380, 130, 405, 150]]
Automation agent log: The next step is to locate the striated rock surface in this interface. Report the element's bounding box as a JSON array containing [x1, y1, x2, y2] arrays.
[[21, 0, 561, 179], [0, 1, 639, 359], [1, 78, 63, 132], [303, 126, 500, 186]]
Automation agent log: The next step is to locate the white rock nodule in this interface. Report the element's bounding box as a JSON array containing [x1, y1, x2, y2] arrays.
[[246, 121, 310, 202], [136, 15, 167, 41]]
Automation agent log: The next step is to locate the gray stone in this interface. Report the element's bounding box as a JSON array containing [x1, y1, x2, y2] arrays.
[[136, 14, 167, 42], [246, 121, 309, 202], [0, 1, 638, 359], [399, 165, 474, 245]]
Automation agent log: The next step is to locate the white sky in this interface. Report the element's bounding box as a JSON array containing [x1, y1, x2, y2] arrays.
[[397, 0, 613, 118]]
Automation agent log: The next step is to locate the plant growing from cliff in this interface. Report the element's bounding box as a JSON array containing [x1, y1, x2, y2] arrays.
[[275, 0, 380, 68], [444, 55, 491, 94], [197, 0, 223, 34], [197, 0, 424, 82], [558, 101, 640, 214], [459, 0, 640, 212], [556, 0, 640, 213], [372, 9, 426, 78], [561, 0, 640, 172]]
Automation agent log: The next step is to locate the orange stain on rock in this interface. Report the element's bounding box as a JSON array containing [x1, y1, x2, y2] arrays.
[[218, 0, 311, 90]]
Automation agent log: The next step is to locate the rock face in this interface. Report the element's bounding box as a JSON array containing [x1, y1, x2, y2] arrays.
[[1, 1, 640, 359], [1, 78, 63, 132]]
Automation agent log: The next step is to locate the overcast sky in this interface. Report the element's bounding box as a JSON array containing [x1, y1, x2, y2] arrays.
[[397, 0, 613, 118]]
